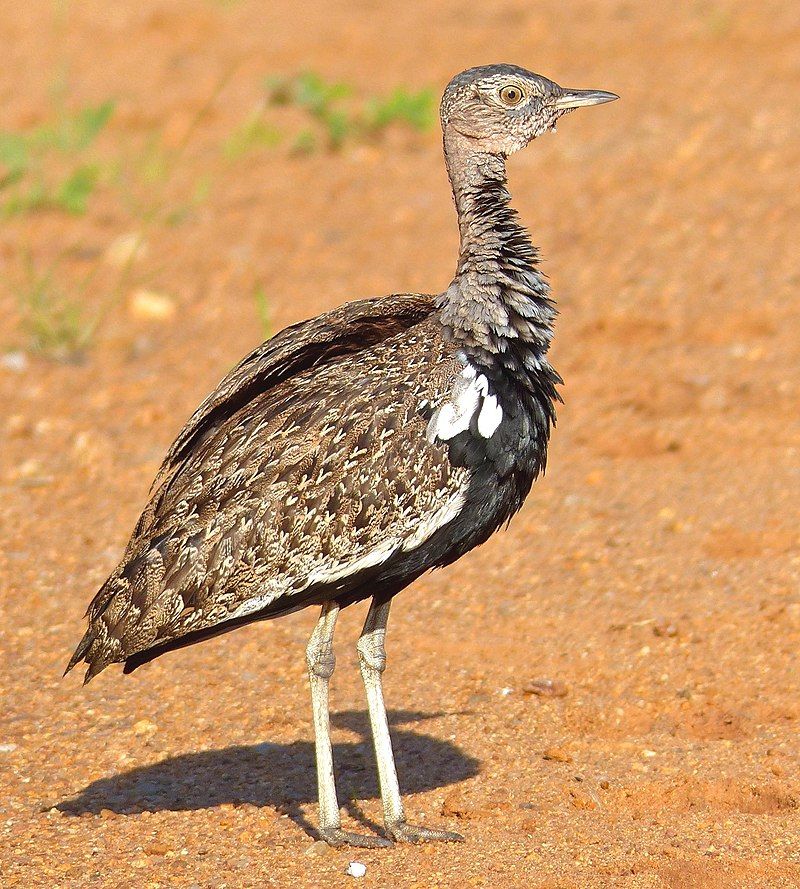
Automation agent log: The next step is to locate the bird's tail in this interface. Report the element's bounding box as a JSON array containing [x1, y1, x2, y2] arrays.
[[64, 575, 129, 684], [64, 624, 118, 685]]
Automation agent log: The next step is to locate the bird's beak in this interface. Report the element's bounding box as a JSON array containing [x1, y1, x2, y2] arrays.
[[551, 88, 619, 110]]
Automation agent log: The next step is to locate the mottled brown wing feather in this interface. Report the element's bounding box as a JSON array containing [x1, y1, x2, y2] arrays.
[[151, 294, 435, 494]]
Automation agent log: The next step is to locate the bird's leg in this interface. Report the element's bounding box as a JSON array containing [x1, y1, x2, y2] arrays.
[[306, 601, 390, 849], [357, 598, 464, 844]]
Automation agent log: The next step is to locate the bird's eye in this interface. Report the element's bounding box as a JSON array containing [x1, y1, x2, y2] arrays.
[[499, 85, 524, 107]]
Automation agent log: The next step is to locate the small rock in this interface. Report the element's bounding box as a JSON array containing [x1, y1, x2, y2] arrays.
[[132, 718, 157, 737], [569, 787, 598, 810], [441, 793, 468, 819], [305, 840, 330, 857], [0, 743, 18, 753], [542, 747, 573, 763], [1, 351, 28, 373], [105, 232, 147, 268], [12, 459, 52, 486], [128, 289, 176, 322], [16, 458, 43, 478], [523, 678, 568, 698], [653, 619, 678, 638], [346, 861, 367, 878]]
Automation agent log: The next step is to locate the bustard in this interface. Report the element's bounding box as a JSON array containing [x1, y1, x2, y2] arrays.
[[67, 64, 617, 847]]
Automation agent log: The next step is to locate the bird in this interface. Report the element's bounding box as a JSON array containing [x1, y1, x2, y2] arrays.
[[66, 64, 617, 847]]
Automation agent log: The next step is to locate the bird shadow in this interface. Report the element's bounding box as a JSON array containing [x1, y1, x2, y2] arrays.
[[54, 709, 479, 838]]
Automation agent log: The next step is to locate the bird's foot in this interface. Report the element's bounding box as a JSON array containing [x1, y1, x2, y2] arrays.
[[318, 827, 392, 849], [385, 820, 464, 844]]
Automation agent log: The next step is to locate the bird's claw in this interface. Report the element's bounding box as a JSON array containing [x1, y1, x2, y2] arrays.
[[385, 820, 464, 844], [318, 827, 393, 849]]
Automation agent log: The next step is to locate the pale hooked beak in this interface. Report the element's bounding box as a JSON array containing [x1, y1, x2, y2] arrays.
[[551, 88, 619, 110]]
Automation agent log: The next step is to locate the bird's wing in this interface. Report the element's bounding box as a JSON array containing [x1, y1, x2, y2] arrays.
[[67, 296, 468, 681], [151, 294, 435, 494]]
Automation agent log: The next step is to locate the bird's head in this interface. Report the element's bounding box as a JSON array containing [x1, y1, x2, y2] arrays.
[[440, 64, 618, 156]]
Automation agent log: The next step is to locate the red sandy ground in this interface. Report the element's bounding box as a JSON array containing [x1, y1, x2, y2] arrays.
[[1, 2, 799, 887]]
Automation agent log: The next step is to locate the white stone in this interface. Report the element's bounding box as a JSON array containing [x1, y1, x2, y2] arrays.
[[1, 352, 28, 373]]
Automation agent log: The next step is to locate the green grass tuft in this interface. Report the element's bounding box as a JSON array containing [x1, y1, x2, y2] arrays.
[[224, 112, 282, 160], [0, 100, 114, 216], [363, 87, 436, 134], [256, 72, 436, 154], [15, 261, 97, 362]]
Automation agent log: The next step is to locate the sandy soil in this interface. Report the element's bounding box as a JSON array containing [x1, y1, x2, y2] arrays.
[[1, 1, 799, 887]]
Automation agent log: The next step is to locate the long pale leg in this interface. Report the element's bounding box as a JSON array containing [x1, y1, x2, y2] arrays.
[[306, 601, 390, 848], [357, 597, 463, 843]]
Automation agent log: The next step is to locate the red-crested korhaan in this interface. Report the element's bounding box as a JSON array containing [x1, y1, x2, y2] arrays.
[[67, 65, 617, 847]]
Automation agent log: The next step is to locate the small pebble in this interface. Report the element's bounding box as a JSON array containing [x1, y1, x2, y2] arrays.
[[653, 619, 678, 638], [542, 747, 573, 763], [523, 678, 568, 698], [132, 718, 157, 736], [346, 861, 367, 878], [569, 787, 598, 810], [128, 289, 176, 322], [0, 351, 28, 373], [0, 743, 18, 753], [305, 840, 330, 857], [17, 459, 42, 477]]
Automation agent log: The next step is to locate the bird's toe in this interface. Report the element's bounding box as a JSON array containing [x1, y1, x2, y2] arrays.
[[318, 827, 393, 849], [385, 820, 464, 844]]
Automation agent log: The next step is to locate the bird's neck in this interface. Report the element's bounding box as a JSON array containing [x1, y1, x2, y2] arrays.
[[439, 134, 557, 381]]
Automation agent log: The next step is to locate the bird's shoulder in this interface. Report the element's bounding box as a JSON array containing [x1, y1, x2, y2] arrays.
[[152, 293, 437, 494]]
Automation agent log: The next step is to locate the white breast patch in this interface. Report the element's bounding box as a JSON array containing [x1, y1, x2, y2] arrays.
[[426, 358, 503, 444]]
